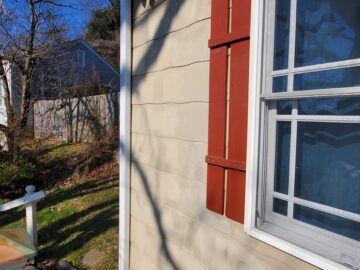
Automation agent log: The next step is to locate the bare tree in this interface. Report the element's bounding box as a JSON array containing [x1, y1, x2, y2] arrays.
[[0, 0, 72, 159]]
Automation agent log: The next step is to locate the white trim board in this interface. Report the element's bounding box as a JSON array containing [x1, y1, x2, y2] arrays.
[[119, 0, 132, 270]]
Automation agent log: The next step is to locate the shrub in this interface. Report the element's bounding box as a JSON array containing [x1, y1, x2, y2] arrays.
[[0, 161, 39, 184]]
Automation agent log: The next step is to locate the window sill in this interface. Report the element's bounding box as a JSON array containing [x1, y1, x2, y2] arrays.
[[245, 227, 350, 270]]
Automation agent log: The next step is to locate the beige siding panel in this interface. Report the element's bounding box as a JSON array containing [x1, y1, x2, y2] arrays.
[[130, 190, 317, 270], [132, 103, 208, 142], [131, 217, 208, 270], [133, 0, 211, 47], [133, 0, 167, 18], [132, 61, 209, 104], [132, 134, 207, 182], [132, 19, 210, 75], [131, 163, 206, 217]]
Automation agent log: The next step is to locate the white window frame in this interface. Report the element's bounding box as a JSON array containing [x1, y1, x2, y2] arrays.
[[245, 0, 359, 269]]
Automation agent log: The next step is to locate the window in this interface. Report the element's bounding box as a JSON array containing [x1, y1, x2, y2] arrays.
[[253, 0, 360, 269], [77, 50, 85, 68]]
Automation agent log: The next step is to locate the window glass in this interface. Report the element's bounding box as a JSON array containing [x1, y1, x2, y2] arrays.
[[277, 100, 292, 115], [273, 0, 290, 70], [294, 204, 360, 241], [274, 121, 291, 194], [294, 66, 360, 91], [273, 76, 288, 92], [295, 122, 360, 214], [295, 0, 360, 67], [273, 198, 288, 216], [299, 97, 360, 115]]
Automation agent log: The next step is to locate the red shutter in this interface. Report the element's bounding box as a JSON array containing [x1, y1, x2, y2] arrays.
[[206, 0, 251, 223]]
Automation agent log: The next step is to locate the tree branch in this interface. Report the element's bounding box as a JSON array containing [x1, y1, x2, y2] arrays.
[[33, 0, 79, 10]]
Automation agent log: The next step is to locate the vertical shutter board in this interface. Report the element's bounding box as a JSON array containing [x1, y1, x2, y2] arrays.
[[206, 46, 228, 214], [225, 40, 250, 223], [207, 166, 226, 214], [227, 40, 249, 162], [231, 0, 251, 37], [211, 0, 230, 38], [226, 171, 246, 222], [208, 47, 228, 155]]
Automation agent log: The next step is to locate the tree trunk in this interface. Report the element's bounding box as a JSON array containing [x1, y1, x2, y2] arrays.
[[5, 128, 21, 162]]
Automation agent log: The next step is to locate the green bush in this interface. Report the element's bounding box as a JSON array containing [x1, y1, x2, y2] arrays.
[[0, 162, 39, 184]]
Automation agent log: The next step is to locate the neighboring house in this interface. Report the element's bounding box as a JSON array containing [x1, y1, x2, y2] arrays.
[[0, 39, 120, 128], [119, 1, 360, 270]]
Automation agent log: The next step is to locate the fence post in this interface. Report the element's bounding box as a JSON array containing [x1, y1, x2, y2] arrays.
[[25, 185, 38, 247]]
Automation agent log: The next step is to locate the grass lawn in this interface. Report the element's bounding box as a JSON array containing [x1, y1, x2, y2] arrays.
[[0, 141, 119, 270]]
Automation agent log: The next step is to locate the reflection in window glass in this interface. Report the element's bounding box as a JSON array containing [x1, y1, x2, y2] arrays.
[[295, 122, 360, 214], [277, 100, 292, 115], [299, 97, 360, 115], [294, 66, 360, 91], [273, 198, 288, 216], [274, 0, 290, 70], [294, 204, 360, 241], [274, 121, 291, 194], [273, 76, 288, 93], [295, 0, 360, 67]]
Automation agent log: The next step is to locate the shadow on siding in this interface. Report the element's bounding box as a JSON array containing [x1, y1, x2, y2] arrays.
[[122, 1, 184, 269]]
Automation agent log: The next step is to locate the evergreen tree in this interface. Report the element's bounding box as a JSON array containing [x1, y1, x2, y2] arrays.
[[85, 0, 120, 69]]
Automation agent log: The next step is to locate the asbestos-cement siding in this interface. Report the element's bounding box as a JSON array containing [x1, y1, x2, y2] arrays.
[[130, 1, 318, 269]]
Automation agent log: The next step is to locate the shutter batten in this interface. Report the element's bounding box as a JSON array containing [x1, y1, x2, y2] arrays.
[[206, 0, 251, 223]]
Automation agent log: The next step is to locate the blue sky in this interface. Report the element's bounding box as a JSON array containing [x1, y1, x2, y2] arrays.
[[3, 0, 110, 40], [60, 1, 109, 39]]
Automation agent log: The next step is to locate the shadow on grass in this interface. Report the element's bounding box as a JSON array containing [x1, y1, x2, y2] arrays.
[[38, 199, 118, 262], [0, 178, 117, 228], [0, 177, 119, 268]]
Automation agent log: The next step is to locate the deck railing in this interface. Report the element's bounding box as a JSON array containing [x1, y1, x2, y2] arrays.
[[0, 185, 45, 247]]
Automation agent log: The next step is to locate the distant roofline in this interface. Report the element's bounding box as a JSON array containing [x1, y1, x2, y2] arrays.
[[79, 39, 120, 76]]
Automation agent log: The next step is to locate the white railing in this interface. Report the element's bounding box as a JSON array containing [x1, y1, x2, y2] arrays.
[[0, 185, 45, 247]]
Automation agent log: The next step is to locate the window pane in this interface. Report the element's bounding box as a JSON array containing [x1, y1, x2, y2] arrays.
[[273, 76, 288, 93], [294, 66, 360, 91], [299, 97, 360, 115], [294, 204, 360, 241], [273, 0, 290, 70], [273, 198, 288, 216], [277, 100, 292, 115], [295, 0, 360, 67], [295, 122, 360, 214], [274, 121, 291, 194]]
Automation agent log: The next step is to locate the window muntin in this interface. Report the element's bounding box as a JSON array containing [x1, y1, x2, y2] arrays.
[[259, 0, 360, 268]]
